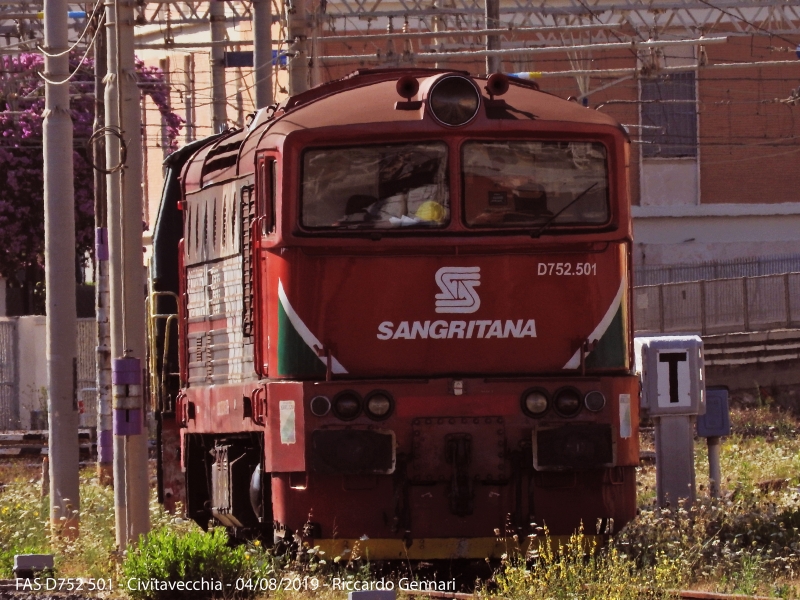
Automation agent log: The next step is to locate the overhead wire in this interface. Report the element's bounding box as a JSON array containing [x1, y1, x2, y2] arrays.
[[36, 0, 104, 57], [111, 0, 800, 158], [694, 0, 798, 47], [37, 11, 105, 84]]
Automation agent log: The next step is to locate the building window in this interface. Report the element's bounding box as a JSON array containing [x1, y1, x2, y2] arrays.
[[640, 72, 697, 158]]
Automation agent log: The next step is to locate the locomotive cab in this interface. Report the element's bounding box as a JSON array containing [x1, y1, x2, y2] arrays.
[[150, 68, 639, 559]]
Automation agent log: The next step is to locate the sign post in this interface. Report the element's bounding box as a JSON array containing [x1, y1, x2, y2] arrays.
[[636, 336, 706, 507], [697, 386, 731, 498]]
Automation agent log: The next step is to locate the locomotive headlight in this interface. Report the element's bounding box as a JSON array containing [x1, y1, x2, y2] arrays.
[[584, 391, 606, 412], [365, 391, 394, 420], [333, 391, 362, 421], [428, 76, 481, 127], [553, 387, 582, 418], [309, 395, 331, 417], [521, 388, 549, 418]]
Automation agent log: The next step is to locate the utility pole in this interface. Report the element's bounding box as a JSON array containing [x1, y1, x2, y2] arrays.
[[93, 19, 113, 486], [104, 0, 151, 548], [484, 0, 500, 73], [159, 57, 171, 157], [252, 0, 273, 107], [310, 0, 324, 86], [432, 0, 443, 70], [210, 0, 227, 132], [287, 0, 308, 95], [183, 54, 195, 143], [235, 83, 244, 126], [43, 0, 80, 538]]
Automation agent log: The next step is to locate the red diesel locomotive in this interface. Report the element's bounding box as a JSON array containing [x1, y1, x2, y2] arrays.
[[149, 68, 638, 560]]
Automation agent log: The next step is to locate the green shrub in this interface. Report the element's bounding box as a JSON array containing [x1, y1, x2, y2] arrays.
[[122, 527, 260, 600]]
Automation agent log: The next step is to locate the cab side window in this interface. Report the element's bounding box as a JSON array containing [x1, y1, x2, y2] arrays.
[[257, 156, 276, 235]]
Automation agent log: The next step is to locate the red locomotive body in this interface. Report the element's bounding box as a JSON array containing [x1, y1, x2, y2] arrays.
[[150, 68, 638, 560]]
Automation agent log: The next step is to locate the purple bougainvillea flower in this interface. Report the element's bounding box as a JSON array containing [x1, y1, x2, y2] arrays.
[[0, 52, 183, 279]]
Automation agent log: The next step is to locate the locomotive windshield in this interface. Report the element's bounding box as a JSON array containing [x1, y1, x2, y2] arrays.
[[462, 141, 609, 228], [302, 142, 449, 229]]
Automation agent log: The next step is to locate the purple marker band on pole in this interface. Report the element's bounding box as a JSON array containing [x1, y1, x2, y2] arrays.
[[112, 358, 142, 436], [114, 409, 143, 436], [95, 227, 109, 261], [112, 357, 141, 385]]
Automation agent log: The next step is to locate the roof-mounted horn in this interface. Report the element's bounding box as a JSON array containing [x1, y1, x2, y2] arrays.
[[485, 72, 510, 99], [395, 75, 423, 111]]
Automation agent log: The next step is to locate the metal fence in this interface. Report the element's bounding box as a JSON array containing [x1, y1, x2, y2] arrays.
[[634, 254, 800, 286], [77, 319, 97, 428], [0, 317, 96, 431], [0, 320, 19, 429], [634, 272, 800, 335]]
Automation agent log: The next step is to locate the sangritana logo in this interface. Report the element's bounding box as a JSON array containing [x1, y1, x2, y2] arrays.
[[435, 266, 481, 314], [375, 265, 537, 341]]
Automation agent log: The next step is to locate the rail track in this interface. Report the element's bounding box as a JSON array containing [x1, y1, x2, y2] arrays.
[[0, 431, 94, 459]]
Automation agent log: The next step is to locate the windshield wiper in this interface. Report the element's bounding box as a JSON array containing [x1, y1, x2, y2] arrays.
[[529, 182, 599, 239]]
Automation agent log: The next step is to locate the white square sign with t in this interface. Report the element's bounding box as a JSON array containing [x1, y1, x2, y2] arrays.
[[656, 350, 691, 408], [635, 335, 705, 417]]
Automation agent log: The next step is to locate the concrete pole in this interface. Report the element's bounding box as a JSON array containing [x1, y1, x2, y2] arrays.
[[183, 54, 195, 143], [104, 0, 150, 548], [159, 57, 171, 158], [93, 22, 113, 486], [707, 436, 721, 498], [432, 0, 443, 70], [253, 0, 273, 107], [484, 0, 500, 73], [43, 0, 80, 538], [310, 5, 321, 86], [103, 0, 126, 545], [287, 0, 308, 95], [210, 0, 227, 132], [235, 83, 244, 127]]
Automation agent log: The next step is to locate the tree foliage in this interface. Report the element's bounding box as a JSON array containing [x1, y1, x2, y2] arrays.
[[0, 52, 182, 280]]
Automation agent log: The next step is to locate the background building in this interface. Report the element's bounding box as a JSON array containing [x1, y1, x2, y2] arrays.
[[124, 0, 800, 278]]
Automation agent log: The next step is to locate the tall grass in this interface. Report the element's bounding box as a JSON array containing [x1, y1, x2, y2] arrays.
[[0, 464, 196, 580], [493, 525, 683, 600], [0, 473, 49, 576]]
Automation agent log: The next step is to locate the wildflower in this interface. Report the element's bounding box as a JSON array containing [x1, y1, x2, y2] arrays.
[[254, 540, 261, 547]]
